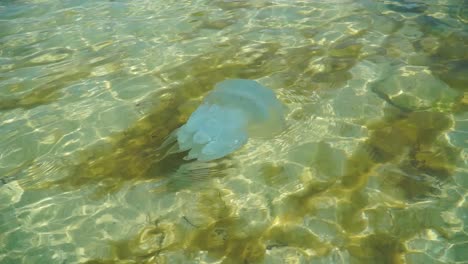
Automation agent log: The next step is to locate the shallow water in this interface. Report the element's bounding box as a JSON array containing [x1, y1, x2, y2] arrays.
[[0, 0, 467, 263]]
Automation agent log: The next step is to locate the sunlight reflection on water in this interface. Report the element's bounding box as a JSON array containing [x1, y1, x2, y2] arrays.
[[0, 0, 467, 263]]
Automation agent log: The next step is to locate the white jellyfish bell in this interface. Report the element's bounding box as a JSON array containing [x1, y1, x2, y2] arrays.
[[160, 79, 285, 161]]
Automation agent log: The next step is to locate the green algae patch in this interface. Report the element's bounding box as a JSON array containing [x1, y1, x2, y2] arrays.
[[265, 224, 330, 255], [338, 191, 368, 234], [82, 189, 270, 264], [428, 32, 468, 91], [347, 233, 406, 264], [187, 218, 267, 264], [342, 110, 455, 190], [81, 192, 335, 264], [181, 190, 266, 264], [278, 181, 337, 222], [0, 69, 90, 111]]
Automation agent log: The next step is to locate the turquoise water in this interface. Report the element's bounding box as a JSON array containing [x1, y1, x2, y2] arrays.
[[0, 0, 467, 263]]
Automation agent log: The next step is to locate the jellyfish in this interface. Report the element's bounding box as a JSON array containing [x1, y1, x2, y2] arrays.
[[162, 79, 285, 161]]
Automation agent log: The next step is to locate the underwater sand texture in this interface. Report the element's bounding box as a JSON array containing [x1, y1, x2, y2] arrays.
[[0, 0, 467, 263]]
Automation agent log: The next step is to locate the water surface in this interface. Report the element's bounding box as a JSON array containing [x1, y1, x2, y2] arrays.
[[0, 0, 467, 263]]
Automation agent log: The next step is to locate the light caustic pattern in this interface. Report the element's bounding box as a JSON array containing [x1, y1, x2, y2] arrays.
[[0, 0, 467, 263]]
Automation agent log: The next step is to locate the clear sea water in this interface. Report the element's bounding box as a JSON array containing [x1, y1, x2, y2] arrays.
[[0, 0, 467, 263]]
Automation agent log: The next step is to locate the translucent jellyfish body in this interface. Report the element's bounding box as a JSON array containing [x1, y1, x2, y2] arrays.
[[174, 79, 285, 161]]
